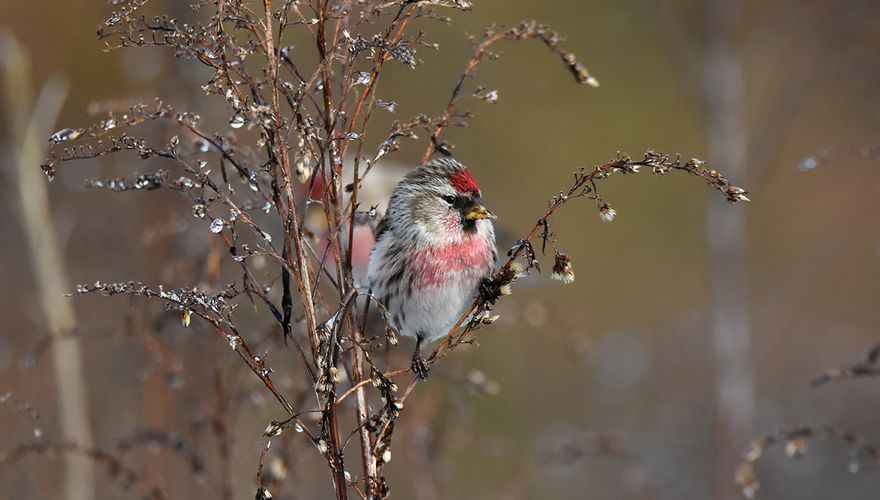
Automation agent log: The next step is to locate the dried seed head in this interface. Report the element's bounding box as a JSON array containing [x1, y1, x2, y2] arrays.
[[785, 438, 807, 458], [735, 463, 758, 498], [551, 252, 575, 284], [481, 314, 500, 325], [743, 440, 765, 463], [263, 421, 283, 437], [179, 309, 191, 327], [509, 259, 526, 277], [226, 335, 240, 350], [726, 186, 751, 202], [295, 159, 313, 183], [316, 438, 329, 454], [385, 325, 399, 345], [598, 204, 616, 223], [315, 375, 332, 393]]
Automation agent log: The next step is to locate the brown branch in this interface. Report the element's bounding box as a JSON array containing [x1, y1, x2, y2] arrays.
[[420, 21, 598, 164], [427, 150, 749, 366], [810, 341, 880, 388], [736, 426, 880, 498]]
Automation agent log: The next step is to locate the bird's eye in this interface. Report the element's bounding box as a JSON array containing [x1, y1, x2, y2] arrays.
[[442, 195, 457, 205]]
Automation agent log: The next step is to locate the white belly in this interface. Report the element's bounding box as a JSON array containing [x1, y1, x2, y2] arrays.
[[397, 273, 480, 342]]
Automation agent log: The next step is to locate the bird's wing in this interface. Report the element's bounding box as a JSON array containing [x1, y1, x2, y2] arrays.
[[373, 214, 390, 241]]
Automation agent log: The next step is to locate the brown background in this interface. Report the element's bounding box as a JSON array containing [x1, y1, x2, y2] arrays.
[[1, 1, 879, 499]]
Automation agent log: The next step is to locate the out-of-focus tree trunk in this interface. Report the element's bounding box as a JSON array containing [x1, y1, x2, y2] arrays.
[[1, 31, 95, 500], [701, 3, 755, 499]]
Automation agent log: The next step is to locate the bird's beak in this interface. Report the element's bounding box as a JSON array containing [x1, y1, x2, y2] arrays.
[[463, 203, 496, 221]]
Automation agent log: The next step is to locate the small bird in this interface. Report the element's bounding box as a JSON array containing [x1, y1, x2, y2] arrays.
[[367, 158, 497, 378]]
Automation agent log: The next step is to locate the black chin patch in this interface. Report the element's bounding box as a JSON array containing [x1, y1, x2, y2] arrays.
[[461, 218, 478, 233]]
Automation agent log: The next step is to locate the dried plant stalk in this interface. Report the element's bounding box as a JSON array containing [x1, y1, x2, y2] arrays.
[[811, 341, 880, 387], [736, 426, 880, 498]]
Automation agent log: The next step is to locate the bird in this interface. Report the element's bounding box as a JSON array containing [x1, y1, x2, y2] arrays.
[[366, 158, 497, 379]]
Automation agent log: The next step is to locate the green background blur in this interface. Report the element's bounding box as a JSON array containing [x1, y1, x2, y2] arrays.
[[1, 1, 879, 499]]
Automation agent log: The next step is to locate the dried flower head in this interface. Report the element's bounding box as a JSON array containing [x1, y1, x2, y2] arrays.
[[181, 308, 191, 328], [551, 252, 575, 284], [785, 438, 807, 458], [598, 203, 617, 222]]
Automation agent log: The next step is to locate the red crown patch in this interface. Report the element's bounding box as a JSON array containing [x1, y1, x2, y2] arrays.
[[448, 169, 480, 194]]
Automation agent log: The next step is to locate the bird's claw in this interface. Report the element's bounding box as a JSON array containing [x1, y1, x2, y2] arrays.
[[411, 352, 430, 380], [479, 278, 500, 305]]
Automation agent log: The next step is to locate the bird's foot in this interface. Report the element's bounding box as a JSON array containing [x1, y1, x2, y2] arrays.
[[411, 351, 430, 380], [479, 278, 500, 305]]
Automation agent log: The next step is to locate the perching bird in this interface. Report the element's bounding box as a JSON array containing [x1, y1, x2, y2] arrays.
[[366, 158, 497, 378]]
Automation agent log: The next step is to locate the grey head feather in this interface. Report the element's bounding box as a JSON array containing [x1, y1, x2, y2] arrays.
[[374, 158, 478, 242]]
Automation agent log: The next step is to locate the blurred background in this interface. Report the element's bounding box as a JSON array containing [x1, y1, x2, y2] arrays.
[[1, 1, 879, 499]]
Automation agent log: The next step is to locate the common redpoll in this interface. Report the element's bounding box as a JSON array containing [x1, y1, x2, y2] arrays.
[[367, 158, 497, 378]]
